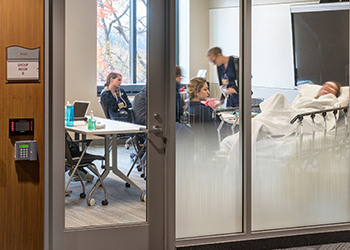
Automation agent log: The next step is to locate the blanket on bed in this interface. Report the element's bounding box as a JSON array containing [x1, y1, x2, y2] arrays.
[[219, 92, 348, 156]]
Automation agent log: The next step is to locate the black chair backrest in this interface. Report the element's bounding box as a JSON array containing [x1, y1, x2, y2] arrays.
[[233, 56, 239, 85], [186, 114, 202, 131], [99, 99, 111, 119], [251, 98, 264, 113], [65, 131, 80, 158], [65, 131, 75, 165], [129, 108, 135, 124]]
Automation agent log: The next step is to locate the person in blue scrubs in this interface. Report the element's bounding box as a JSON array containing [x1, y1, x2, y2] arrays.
[[207, 46, 239, 107], [176, 66, 186, 122]]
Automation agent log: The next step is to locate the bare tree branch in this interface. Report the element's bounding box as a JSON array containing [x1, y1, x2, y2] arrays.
[[97, 0, 147, 77]]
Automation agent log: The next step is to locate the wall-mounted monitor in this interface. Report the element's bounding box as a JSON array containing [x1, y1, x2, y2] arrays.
[[291, 2, 349, 86]]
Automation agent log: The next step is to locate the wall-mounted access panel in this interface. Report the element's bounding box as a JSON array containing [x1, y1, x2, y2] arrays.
[[14, 140, 37, 161]]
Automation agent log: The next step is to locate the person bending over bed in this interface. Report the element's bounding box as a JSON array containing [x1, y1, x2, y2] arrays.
[[207, 46, 239, 108], [100, 72, 133, 123]]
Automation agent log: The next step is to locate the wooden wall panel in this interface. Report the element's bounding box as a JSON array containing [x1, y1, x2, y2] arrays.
[[0, 0, 44, 250]]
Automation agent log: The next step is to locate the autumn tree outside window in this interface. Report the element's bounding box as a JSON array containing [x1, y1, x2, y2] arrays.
[[97, 0, 147, 86]]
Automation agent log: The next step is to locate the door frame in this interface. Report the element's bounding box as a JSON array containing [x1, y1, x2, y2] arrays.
[[43, 0, 176, 249]]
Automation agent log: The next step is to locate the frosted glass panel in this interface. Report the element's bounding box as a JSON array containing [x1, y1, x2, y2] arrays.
[[251, 2, 350, 231], [176, 130, 242, 237], [176, 0, 242, 238], [253, 124, 350, 230]]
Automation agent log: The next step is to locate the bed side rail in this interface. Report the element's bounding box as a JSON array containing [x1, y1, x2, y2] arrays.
[[290, 105, 349, 124]]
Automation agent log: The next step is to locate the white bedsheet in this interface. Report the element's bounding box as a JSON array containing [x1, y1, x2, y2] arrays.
[[218, 92, 348, 158]]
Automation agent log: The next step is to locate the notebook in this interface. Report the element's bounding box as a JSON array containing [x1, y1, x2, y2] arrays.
[[73, 100, 90, 121]]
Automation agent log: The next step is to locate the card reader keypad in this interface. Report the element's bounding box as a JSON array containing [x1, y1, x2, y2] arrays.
[[14, 140, 37, 161], [19, 148, 29, 159]]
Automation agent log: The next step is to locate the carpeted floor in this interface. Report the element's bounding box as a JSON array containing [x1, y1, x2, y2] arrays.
[[65, 144, 146, 229]]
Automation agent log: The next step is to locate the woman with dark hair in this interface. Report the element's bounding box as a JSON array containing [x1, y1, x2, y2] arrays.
[[100, 72, 133, 123]]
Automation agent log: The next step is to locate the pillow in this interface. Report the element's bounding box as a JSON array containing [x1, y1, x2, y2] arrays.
[[297, 83, 349, 99], [339, 86, 349, 100], [297, 83, 321, 98]]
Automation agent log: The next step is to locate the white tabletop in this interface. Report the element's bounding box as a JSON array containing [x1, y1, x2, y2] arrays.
[[65, 117, 147, 135], [219, 112, 237, 124]]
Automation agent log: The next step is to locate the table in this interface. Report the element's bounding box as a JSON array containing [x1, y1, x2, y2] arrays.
[[65, 117, 147, 202]]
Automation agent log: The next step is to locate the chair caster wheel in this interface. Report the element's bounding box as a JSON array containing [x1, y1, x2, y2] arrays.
[[80, 193, 86, 198], [137, 165, 142, 172], [87, 198, 95, 206], [102, 200, 108, 206], [125, 183, 130, 188], [140, 193, 146, 202], [140, 173, 145, 178]]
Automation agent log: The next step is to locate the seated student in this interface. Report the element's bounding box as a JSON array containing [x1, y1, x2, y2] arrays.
[[185, 77, 220, 151], [186, 77, 216, 123], [132, 86, 146, 125], [176, 66, 186, 122], [100, 72, 133, 123], [130, 86, 147, 165]]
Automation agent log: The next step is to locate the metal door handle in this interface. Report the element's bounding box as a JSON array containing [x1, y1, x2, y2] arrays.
[[149, 125, 163, 135]]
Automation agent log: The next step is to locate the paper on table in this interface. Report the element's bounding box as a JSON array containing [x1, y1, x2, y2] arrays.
[[74, 120, 87, 126]]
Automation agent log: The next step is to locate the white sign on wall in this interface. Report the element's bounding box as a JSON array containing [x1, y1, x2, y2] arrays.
[[6, 46, 40, 82], [7, 62, 39, 80]]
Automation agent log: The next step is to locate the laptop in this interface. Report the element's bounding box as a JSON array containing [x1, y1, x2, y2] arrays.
[[197, 69, 207, 79], [73, 100, 90, 121]]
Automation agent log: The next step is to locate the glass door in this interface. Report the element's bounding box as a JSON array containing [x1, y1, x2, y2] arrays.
[[175, 0, 243, 240], [46, 0, 175, 249]]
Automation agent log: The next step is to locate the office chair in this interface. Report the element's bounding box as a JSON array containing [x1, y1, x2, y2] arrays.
[[99, 98, 134, 123], [185, 112, 220, 152], [251, 98, 264, 113], [125, 133, 147, 183], [65, 131, 108, 206]]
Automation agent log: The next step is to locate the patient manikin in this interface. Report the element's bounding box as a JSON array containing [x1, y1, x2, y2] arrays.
[[219, 81, 348, 157], [316, 81, 341, 98]]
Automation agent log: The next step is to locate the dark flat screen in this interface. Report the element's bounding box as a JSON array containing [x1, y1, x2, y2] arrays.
[[292, 9, 349, 86], [15, 121, 29, 131], [73, 102, 89, 118], [9, 118, 34, 136]]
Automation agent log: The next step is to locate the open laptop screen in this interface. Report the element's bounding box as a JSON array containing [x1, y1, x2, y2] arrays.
[[197, 69, 207, 79], [73, 101, 90, 119]]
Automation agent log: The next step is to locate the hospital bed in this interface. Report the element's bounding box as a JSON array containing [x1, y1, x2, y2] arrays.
[[213, 102, 262, 143], [215, 99, 350, 230]]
